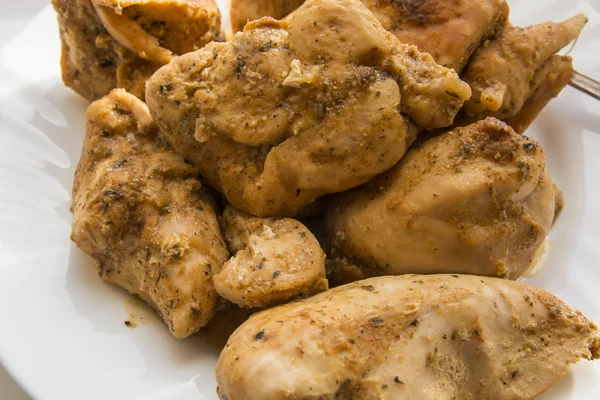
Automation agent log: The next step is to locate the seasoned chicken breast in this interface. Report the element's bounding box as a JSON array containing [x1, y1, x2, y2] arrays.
[[327, 118, 560, 281], [52, 0, 222, 100], [231, 0, 510, 73], [216, 275, 600, 400], [229, 0, 585, 132], [462, 14, 587, 123], [214, 206, 328, 308], [146, 0, 470, 217], [360, 0, 509, 73], [71, 89, 229, 338]]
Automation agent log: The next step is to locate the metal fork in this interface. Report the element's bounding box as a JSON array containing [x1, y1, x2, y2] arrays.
[[569, 70, 600, 100]]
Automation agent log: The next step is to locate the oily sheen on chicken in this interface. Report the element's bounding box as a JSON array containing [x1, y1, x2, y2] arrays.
[[228, 0, 586, 133], [327, 118, 560, 282], [217, 275, 600, 400]]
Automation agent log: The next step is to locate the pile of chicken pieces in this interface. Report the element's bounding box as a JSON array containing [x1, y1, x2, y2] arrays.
[[59, 0, 599, 398]]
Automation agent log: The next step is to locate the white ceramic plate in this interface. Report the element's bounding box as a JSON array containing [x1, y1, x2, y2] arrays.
[[1, 0, 599, 399]]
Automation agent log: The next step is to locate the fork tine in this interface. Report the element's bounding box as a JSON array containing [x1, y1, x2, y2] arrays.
[[569, 70, 600, 101]]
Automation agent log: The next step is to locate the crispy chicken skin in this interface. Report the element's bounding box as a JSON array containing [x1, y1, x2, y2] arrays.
[[213, 206, 328, 308], [231, 0, 510, 73], [52, 0, 222, 101], [71, 89, 229, 338], [327, 118, 559, 281], [462, 14, 587, 122], [216, 275, 600, 400], [146, 0, 470, 217]]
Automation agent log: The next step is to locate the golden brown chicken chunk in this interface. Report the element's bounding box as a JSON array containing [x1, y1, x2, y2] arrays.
[[216, 275, 600, 400], [505, 55, 574, 134], [213, 206, 328, 308], [361, 0, 509, 73], [52, 0, 222, 100], [71, 89, 229, 338], [327, 118, 560, 281], [146, 0, 470, 217], [230, 1, 586, 132], [230, 0, 510, 73], [462, 14, 587, 123]]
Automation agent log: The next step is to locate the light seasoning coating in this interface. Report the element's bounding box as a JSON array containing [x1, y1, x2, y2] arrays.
[[146, 0, 470, 217], [231, 0, 510, 73], [462, 14, 587, 122], [71, 89, 229, 338], [230, 0, 585, 133], [230, 0, 304, 33], [216, 275, 600, 400], [214, 206, 328, 308], [327, 118, 560, 281], [504, 54, 574, 134]]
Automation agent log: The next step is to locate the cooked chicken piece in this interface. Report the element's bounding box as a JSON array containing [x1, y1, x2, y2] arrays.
[[231, 0, 509, 73], [217, 274, 600, 400], [232, 1, 586, 132], [71, 89, 229, 338], [219, 206, 269, 255], [327, 118, 560, 281], [504, 55, 574, 134], [230, 0, 304, 33], [361, 0, 509, 73], [52, 0, 222, 101], [462, 14, 587, 122], [146, 0, 470, 217], [213, 206, 328, 308]]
